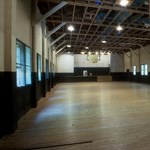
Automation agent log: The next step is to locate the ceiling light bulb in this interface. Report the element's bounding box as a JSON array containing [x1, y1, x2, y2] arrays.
[[67, 45, 71, 48], [116, 25, 123, 31], [67, 25, 74, 32], [95, 51, 99, 55], [85, 47, 89, 49], [102, 40, 106, 43], [81, 51, 85, 55], [120, 0, 129, 7]]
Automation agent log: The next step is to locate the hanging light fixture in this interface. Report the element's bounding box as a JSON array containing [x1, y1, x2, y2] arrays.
[[120, 0, 129, 7], [116, 0, 134, 7], [81, 51, 85, 55], [116, 25, 123, 31], [102, 40, 107, 43], [67, 45, 71, 48], [67, 25, 75, 32], [85, 47, 89, 50]]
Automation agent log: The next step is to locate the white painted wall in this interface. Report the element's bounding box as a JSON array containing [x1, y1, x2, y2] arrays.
[[12, 0, 32, 71], [16, 0, 32, 47], [74, 54, 110, 67], [124, 52, 131, 72], [140, 45, 150, 70], [124, 45, 150, 72], [0, 0, 4, 71], [111, 54, 124, 72], [132, 49, 140, 72], [57, 54, 74, 73], [35, 23, 43, 55]]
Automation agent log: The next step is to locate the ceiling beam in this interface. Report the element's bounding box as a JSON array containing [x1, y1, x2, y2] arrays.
[[49, 33, 67, 46], [47, 20, 150, 32], [53, 32, 150, 40], [56, 45, 67, 54], [56, 40, 67, 50], [106, 35, 150, 41], [46, 22, 66, 38], [36, 2, 68, 24], [73, 1, 90, 52], [40, 0, 149, 15]]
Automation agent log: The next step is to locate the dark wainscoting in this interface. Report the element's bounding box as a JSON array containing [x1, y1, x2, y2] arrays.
[[74, 67, 110, 76], [66, 76, 97, 82], [41, 72, 46, 97], [131, 72, 141, 83], [140, 73, 150, 84], [31, 72, 37, 108], [111, 72, 128, 81], [130, 72, 150, 84], [36, 81, 44, 100], [45, 79, 50, 92], [50, 72, 54, 88], [16, 86, 32, 120], [0, 72, 17, 138], [0, 71, 54, 139], [55, 73, 74, 83], [55, 73, 97, 82]]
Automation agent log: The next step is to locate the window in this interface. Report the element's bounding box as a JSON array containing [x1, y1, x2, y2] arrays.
[[16, 40, 31, 87], [46, 59, 49, 79], [25, 47, 32, 85], [145, 64, 148, 75], [141, 64, 148, 76], [133, 65, 136, 75], [37, 53, 42, 81]]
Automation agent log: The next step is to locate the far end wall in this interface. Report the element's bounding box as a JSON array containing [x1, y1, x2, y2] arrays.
[[124, 45, 150, 84]]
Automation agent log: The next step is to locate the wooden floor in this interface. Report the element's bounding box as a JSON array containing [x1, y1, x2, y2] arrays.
[[1, 82, 150, 150]]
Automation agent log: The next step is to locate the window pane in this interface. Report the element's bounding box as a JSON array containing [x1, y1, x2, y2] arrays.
[[16, 46, 21, 64], [26, 47, 31, 66], [133, 66, 136, 75], [20, 45, 25, 65], [141, 65, 144, 75], [145, 64, 148, 75], [16, 65, 25, 87], [37, 54, 42, 81], [26, 66, 31, 85]]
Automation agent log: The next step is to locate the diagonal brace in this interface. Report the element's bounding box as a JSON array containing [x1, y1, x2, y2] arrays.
[[50, 33, 67, 47], [46, 22, 66, 38], [36, 2, 68, 24], [56, 45, 67, 54]]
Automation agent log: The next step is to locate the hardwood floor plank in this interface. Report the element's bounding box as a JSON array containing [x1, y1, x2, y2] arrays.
[[0, 82, 150, 149]]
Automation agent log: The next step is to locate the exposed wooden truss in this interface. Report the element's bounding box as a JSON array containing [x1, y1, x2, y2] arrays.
[[37, 0, 150, 54]]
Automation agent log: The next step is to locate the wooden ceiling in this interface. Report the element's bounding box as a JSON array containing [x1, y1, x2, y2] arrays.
[[37, 0, 150, 54]]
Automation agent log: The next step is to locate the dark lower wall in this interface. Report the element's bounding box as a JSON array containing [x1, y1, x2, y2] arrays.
[[0, 72, 17, 138], [74, 67, 110, 76], [130, 72, 150, 84], [55, 73, 74, 83], [45, 79, 50, 92], [50, 72, 55, 88], [56, 72, 129, 83], [111, 72, 129, 81], [131, 72, 140, 83], [55, 72, 150, 83], [55, 73, 97, 82], [0, 71, 54, 139], [111, 72, 150, 83]]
